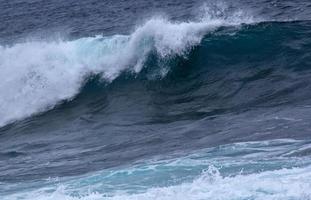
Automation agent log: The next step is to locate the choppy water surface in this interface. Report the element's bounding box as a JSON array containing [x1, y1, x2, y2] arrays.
[[1, 0, 311, 199]]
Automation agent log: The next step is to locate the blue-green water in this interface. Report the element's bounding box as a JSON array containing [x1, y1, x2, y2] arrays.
[[3, 139, 311, 199]]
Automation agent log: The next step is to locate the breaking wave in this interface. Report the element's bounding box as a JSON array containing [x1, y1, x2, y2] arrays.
[[0, 6, 254, 127]]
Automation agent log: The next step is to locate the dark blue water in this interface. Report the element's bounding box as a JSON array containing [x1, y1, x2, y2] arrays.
[[1, 0, 311, 199]]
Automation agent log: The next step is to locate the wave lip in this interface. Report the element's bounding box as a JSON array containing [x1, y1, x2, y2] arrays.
[[0, 6, 254, 127]]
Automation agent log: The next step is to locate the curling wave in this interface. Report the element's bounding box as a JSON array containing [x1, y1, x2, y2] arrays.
[[0, 8, 254, 127]]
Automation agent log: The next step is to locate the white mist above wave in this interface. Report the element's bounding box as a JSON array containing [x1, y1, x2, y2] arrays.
[[0, 6, 254, 127]]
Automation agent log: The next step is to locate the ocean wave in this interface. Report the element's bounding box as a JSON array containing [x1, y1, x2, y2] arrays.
[[0, 5, 255, 128]]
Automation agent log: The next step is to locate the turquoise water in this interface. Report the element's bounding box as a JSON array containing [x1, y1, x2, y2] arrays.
[[3, 139, 311, 199]]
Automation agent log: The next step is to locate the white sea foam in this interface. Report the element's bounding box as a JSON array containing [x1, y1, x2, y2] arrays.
[[2, 140, 310, 200], [0, 6, 254, 127], [4, 165, 311, 200]]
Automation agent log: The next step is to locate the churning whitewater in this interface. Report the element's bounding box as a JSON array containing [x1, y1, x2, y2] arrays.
[[3, 139, 311, 200]]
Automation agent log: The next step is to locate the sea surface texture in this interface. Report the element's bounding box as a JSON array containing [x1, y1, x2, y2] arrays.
[[1, 0, 311, 199]]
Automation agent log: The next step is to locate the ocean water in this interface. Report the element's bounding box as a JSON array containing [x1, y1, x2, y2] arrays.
[[1, 0, 311, 199]]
